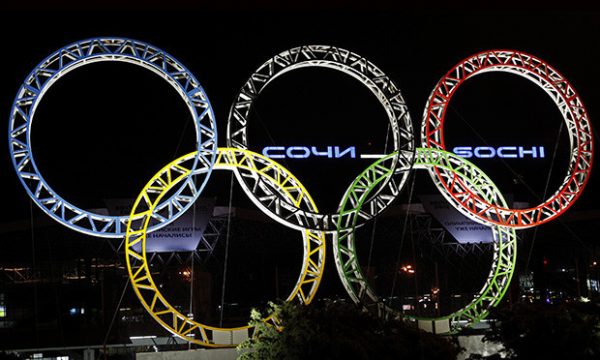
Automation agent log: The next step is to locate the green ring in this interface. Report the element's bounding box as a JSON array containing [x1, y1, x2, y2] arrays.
[[333, 148, 517, 333]]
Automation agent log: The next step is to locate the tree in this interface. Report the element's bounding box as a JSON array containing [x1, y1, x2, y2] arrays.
[[237, 301, 461, 360], [474, 300, 600, 360]]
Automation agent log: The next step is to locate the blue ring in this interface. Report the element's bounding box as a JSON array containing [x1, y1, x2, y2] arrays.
[[8, 37, 218, 238]]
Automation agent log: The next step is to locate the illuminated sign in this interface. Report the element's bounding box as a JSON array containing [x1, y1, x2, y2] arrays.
[[263, 146, 357, 159], [262, 145, 546, 160], [452, 146, 545, 159]]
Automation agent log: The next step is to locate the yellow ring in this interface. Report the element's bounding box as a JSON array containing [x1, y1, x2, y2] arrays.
[[125, 148, 325, 347]]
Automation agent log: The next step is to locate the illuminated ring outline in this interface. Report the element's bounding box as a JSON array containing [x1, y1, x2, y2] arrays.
[[422, 50, 593, 229], [227, 45, 415, 232], [126, 148, 326, 347], [334, 148, 517, 333], [9, 38, 218, 238]]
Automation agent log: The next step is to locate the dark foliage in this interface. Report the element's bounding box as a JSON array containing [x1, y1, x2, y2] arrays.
[[0, 353, 21, 360], [474, 300, 600, 360], [238, 301, 461, 360]]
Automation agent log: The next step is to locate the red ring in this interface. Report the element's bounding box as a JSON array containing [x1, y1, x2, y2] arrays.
[[422, 50, 593, 228]]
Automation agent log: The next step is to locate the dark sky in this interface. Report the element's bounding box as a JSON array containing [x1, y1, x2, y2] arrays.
[[1, 9, 599, 223]]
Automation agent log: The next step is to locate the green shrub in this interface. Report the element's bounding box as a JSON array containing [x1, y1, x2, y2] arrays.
[[237, 301, 461, 360]]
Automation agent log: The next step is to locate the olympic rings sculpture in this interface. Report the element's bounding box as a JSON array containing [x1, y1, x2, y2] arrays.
[[9, 39, 593, 346]]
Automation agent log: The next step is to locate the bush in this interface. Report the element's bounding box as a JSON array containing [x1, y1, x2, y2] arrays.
[[237, 301, 461, 360], [474, 300, 600, 360]]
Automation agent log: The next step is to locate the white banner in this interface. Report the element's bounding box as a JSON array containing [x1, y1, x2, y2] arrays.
[[103, 198, 216, 252], [419, 194, 494, 244]]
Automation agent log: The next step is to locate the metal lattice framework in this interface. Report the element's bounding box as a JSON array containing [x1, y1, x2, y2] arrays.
[[227, 45, 415, 232], [8, 37, 218, 238], [126, 148, 326, 347], [334, 148, 517, 333], [422, 50, 594, 229]]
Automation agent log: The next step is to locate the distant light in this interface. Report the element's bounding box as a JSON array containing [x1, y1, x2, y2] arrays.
[[69, 307, 85, 316], [400, 264, 415, 274], [129, 335, 157, 340]]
